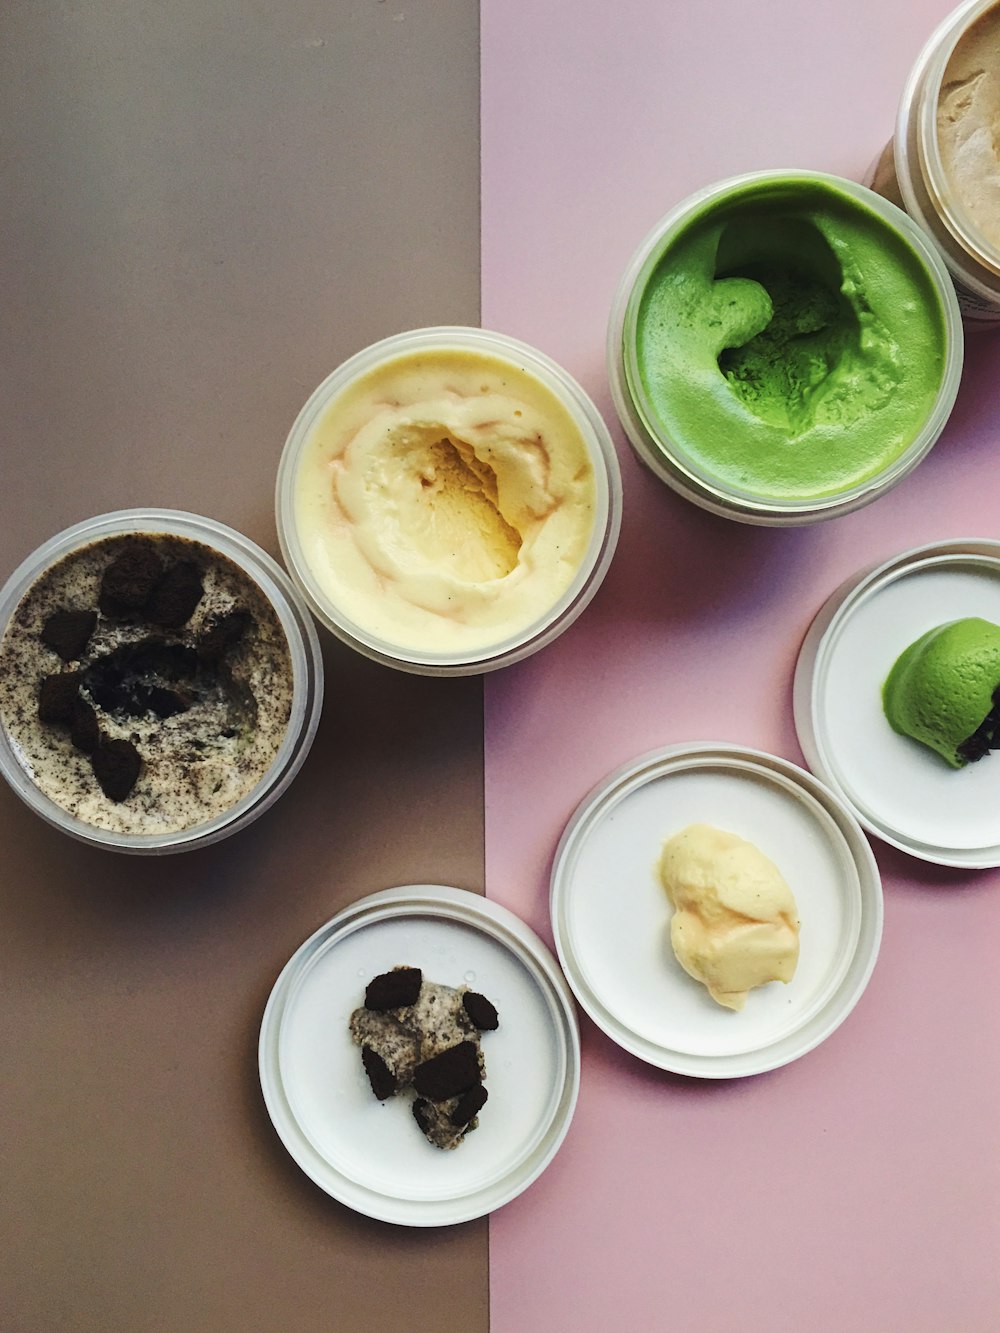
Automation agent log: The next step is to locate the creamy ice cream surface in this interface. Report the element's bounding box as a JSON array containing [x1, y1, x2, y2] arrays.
[[293, 347, 597, 654], [938, 2, 1000, 253], [660, 824, 800, 1011], [883, 617, 1000, 767]]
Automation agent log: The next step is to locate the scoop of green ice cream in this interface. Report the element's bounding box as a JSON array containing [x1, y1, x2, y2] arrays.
[[882, 618, 1000, 767]]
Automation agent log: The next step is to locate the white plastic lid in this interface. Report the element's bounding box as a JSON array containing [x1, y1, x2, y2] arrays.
[[259, 884, 580, 1226], [550, 744, 882, 1078], [795, 539, 1000, 867]]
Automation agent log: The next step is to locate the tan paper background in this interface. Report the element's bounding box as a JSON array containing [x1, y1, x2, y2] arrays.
[[0, 3, 486, 1328]]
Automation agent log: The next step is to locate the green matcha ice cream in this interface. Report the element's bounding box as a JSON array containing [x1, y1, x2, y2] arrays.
[[623, 174, 952, 506], [883, 618, 1000, 767]]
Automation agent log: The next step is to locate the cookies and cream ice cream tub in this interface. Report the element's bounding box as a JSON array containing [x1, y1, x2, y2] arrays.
[[0, 510, 323, 853]]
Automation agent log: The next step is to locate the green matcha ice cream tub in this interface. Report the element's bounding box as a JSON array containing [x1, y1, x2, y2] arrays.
[[793, 539, 1000, 868], [608, 171, 963, 526]]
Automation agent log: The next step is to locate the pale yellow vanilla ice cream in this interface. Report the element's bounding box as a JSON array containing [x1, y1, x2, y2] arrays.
[[659, 824, 800, 1012], [937, 1, 1000, 252], [293, 346, 597, 653]]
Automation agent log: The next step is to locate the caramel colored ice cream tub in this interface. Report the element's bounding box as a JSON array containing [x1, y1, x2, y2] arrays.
[[868, 0, 1000, 323]]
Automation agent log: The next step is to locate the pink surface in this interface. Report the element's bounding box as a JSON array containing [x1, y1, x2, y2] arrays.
[[482, 2, 1000, 1330]]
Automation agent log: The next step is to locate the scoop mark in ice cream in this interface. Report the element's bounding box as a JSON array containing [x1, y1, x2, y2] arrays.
[[715, 244, 893, 434], [294, 346, 597, 653], [629, 178, 947, 501], [659, 823, 800, 1012], [395, 432, 524, 581], [883, 617, 1000, 767], [349, 965, 499, 1150]]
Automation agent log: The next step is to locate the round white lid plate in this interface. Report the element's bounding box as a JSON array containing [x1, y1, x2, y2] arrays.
[[795, 541, 1000, 867], [551, 745, 882, 1078], [259, 885, 580, 1226]]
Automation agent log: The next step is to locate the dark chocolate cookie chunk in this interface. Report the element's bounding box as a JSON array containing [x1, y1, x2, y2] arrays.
[[145, 562, 204, 628], [91, 739, 142, 802], [198, 610, 252, 661], [38, 672, 81, 723], [365, 967, 423, 1011], [462, 991, 499, 1031], [412, 1098, 434, 1138], [99, 545, 162, 616], [69, 697, 100, 753], [361, 1046, 398, 1101], [449, 1083, 488, 1127], [413, 1040, 480, 1101], [40, 609, 97, 662], [958, 726, 992, 763]]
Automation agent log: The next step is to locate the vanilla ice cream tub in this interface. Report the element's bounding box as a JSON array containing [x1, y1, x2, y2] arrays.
[[276, 328, 622, 674], [868, 0, 1000, 323]]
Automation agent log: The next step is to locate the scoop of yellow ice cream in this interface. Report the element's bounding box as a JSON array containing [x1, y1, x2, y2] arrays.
[[659, 824, 800, 1011]]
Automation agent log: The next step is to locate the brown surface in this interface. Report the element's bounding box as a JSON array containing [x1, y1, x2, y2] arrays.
[[0, 3, 485, 1331], [868, 138, 906, 208]]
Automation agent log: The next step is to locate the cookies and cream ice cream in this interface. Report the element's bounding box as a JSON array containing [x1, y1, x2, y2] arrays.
[[625, 175, 948, 503], [659, 824, 800, 1011], [350, 965, 499, 1151], [0, 533, 293, 835], [937, 1, 1000, 253], [292, 345, 598, 654], [883, 617, 1000, 767]]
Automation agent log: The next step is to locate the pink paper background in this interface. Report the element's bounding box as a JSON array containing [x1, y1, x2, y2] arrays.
[[482, 2, 1000, 1329]]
